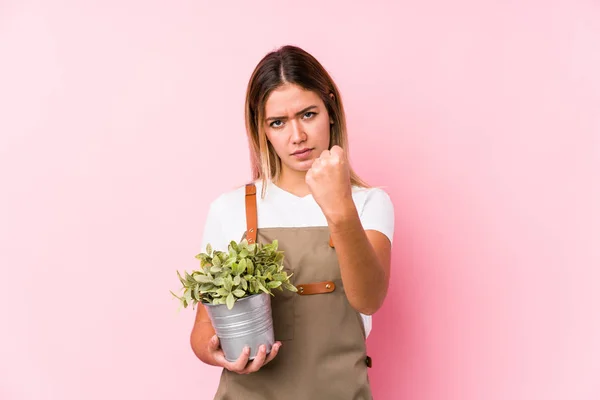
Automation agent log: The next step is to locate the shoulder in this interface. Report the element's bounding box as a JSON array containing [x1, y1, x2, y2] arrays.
[[351, 186, 394, 212], [351, 186, 395, 244], [208, 183, 248, 214], [200, 182, 255, 251]]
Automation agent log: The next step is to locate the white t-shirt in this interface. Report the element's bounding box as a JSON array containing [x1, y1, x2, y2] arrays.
[[199, 179, 395, 338]]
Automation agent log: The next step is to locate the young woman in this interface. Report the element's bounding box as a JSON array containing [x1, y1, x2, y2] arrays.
[[190, 45, 394, 399]]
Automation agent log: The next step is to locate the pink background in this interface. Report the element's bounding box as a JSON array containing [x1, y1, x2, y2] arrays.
[[1, 1, 599, 399]]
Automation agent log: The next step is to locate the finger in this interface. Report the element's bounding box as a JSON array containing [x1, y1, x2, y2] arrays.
[[320, 149, 331, 159], [211, 349, 228, 367], [228, 346, 250, 373], [263, 342, 282, 366], [330, 145, 344, 159], [207, 335, 220, 351], [245, 345, 268, 373], [310, 159, 322, 171], [207, 336, 231, 367], [305, 171, 315, 187]]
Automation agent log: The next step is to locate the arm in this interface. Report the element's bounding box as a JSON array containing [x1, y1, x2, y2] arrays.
[[190, 306, 219, 366], [306, 146, 394, 315], [326, 199, 391, 315]]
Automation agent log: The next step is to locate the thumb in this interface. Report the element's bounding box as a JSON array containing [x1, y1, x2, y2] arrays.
[[208, 334, 220, 350]]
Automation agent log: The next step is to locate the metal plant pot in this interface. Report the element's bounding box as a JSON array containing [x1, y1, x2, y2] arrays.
[[204, 292, 275, 362]]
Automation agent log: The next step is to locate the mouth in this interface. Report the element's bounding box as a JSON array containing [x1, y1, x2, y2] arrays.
[[290, 148, 314, 161], [291, 148, 312, 156]]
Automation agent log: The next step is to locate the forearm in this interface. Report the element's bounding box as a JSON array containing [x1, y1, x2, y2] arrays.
[[190, 321, 219, 366], [326, 198, 389, 315]]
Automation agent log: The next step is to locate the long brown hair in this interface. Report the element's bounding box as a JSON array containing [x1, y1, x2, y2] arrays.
[[244, 45, 369, 197]]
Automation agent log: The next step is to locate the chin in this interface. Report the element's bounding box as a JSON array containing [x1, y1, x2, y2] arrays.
[[294, 162, 313, 172], [284, 158, 314, 173]]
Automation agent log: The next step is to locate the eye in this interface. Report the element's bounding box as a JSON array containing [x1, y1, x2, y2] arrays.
[[270, 120, 284, 128], [303, 112, 316, 119]]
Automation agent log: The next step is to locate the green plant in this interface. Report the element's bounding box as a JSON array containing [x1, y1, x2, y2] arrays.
[[171, 239, 297, 310]]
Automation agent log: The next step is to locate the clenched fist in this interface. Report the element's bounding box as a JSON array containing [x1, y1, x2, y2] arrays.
[[306, 145, 353, 219]]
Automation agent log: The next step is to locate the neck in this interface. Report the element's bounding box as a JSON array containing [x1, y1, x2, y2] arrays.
[[275, 167, 310, 197]]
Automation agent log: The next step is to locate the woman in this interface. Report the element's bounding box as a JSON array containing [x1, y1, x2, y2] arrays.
[[190, 45, 394, 399]]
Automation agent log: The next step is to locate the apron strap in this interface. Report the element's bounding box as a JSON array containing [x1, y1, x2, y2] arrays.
[[245, 183, 257, 244]]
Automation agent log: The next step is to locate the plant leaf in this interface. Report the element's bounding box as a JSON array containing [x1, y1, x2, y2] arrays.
[[206, 243, 212, 256], [283, 282, 298, 292], [240, 278, 248, 291], [275, 252, 284, 265], [233, 289, 245, 298], [257, 281, 269, 295], [246, 259, 254, 275], [200, 283, 215, 292], [233, 275, 241, 286], [226, 293, 235, 310], [272, 273, 287, 281], [267, 281, 282, 289], [238, 258, 247, 274], [224, 257, 235, 268], [184, 288, 193, 304], [224, 276, 233, 292], [212, 255, 221, 267], [176, 270, 186, 286], [193, 274, 212, 283], [219, 269, 232, 280], [213, 277, 225, 286]]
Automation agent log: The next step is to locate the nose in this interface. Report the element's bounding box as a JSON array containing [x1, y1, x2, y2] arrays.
[[290, 120, 306, 143]]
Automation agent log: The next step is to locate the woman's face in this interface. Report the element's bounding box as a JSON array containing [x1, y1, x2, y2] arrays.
[[263, 83, 332, 175]]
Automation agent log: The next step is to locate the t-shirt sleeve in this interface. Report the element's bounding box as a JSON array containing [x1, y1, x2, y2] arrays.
[[199, 200, 229, 254], [359, 188, 395, 244]]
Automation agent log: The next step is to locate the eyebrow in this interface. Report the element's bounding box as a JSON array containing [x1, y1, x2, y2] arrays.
[[265, 105, 318, 122]]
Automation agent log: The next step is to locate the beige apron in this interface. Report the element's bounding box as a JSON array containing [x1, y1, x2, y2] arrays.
[[213, 184, 373, 400]]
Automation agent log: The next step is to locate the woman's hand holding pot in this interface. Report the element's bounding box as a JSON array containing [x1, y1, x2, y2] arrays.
[[207, 335, 282, 374]]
